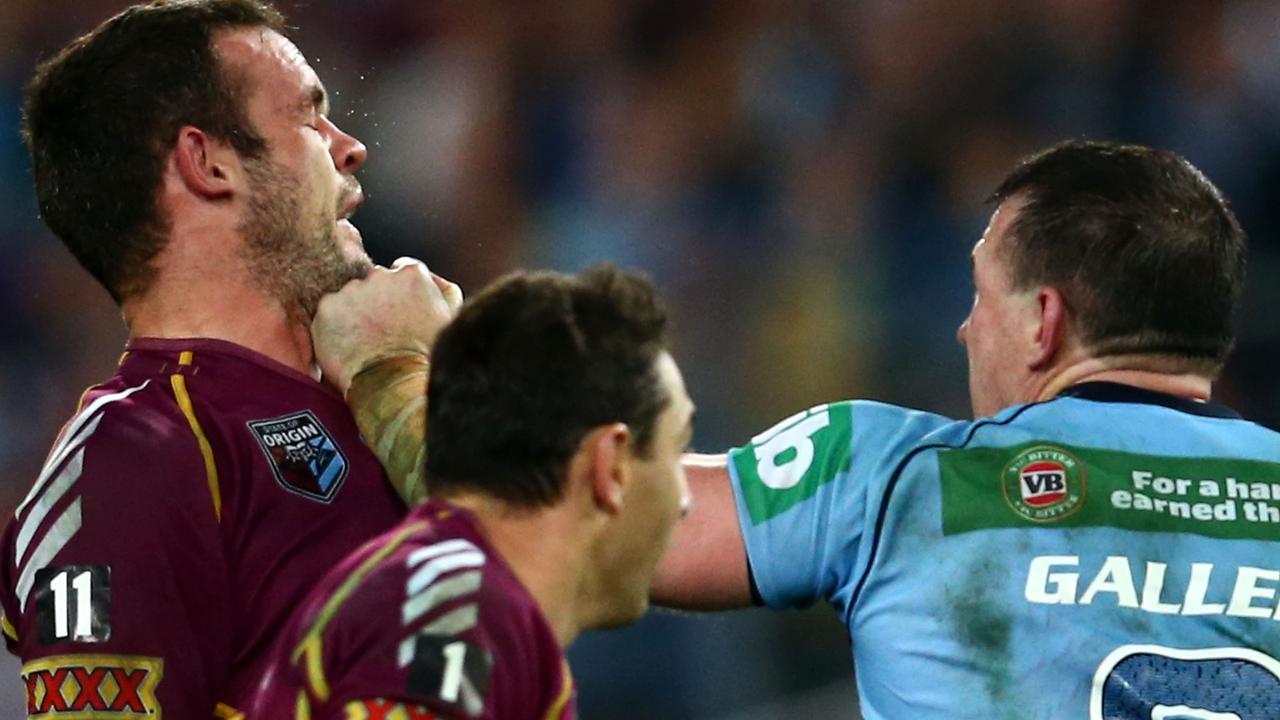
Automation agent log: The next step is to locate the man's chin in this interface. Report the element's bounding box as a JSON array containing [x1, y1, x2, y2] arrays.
[[296, 256, 375, 319], [587, 594, 650, 632], [343, 253, 375, 281]]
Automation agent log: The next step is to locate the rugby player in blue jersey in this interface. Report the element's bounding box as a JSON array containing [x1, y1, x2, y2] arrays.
[[314, 140, 1280, 719]]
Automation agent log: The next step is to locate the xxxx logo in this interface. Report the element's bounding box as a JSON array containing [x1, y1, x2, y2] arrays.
[[22, 655, 162, 719]]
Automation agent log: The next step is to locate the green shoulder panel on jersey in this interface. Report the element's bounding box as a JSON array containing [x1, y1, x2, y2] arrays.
[[939, 441, 1280, 541], [731, 403, 853, 524]]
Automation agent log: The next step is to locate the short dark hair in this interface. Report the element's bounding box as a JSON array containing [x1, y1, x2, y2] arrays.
[[22, 0, 285, 304], [989, 140, 1246, 373], [426, 264, 671, 508]]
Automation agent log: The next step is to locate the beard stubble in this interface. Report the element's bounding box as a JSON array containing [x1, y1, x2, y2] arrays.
[[238, 157, 373, 319]]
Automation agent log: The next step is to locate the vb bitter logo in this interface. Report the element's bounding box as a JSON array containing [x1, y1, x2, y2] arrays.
[[1003, 446, 1086, 522]]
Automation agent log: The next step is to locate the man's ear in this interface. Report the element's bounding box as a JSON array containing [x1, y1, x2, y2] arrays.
[[1030, 286, 1067, 370], [581, 423, 632, 515], [173, 126, 239, 200]]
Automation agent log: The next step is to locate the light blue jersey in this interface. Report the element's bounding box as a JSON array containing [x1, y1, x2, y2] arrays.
[[729, 382, 1280, 719]]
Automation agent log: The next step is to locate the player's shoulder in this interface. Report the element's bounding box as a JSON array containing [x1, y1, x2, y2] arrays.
[[309, 506, 564, 717], [978, 385, 1280, 455], [844, 399, 966, 443], [72, 378, 201, 465], [12, 376, 209, 531], [335, 507, 546, 647], [734, 399, 966, 475], [392, 515, 566, 717], [68, 375, 199, 448], [0, 377, 222, 642]]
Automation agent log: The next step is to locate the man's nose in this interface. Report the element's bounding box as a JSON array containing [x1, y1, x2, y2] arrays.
[[332, 124, 368, 174]]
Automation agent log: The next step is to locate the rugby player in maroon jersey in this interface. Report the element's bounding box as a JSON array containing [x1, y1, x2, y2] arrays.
[[1, 2, 459, 717], [252, 266, 694, 719]]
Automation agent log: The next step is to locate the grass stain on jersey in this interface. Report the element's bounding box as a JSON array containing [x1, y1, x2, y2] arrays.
[[946, 556, 1016, 714]]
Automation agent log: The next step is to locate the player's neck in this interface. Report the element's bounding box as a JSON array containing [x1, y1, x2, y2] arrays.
[[452, 496, 586, 647], [124, 273, 317, 379], [1037, 358, 1213, 404], [120, 211, 320, 377]]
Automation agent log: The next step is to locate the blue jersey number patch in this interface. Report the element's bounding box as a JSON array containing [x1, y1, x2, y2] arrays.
[[1092, 645, 1280, 720]]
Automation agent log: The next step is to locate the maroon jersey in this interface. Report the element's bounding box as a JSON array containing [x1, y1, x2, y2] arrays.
[[250, 500, 577, 720], [0, 338, 405, 719]]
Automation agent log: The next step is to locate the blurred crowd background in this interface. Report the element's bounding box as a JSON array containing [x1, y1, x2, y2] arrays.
[[2, 0, 1279, 717]]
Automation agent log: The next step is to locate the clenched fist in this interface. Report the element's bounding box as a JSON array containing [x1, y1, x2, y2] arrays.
[[312, 257, 463, 395]]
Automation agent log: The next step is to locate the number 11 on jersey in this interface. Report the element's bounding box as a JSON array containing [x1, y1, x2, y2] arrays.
[[50, 569, 92, 639], [32, 564, 111, 644]]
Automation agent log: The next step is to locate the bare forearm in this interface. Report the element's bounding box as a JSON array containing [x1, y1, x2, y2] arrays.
[[651, 454, 753, 610], [346, 354, 430, 505]]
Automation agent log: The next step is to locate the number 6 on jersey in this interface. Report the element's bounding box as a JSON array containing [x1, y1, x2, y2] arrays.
[[1093, 645, 1280, 720]]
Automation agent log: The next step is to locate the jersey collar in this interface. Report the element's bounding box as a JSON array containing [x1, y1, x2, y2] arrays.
[[1056, 381, 1241, 419]]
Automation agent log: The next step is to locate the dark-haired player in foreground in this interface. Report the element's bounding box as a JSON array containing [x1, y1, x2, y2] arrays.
[[252, 265, 693, 719], [1, 2, 458, 717], [318, 141, 1280, 718]]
